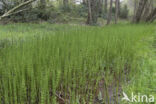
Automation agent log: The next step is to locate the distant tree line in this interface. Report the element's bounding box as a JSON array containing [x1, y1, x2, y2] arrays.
[[0, 0, 155, 25]]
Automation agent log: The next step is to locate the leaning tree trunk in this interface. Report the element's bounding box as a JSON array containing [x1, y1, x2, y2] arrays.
[[115, 0, 119, 24], [141, 0, 153, 21], [145, 8, 156, 22], [150, 15, 156, 22], [106, 0, 113, 25], [0, 0, 35, 20], [86, 0, 100, 25], [133, 0, 148, 23]]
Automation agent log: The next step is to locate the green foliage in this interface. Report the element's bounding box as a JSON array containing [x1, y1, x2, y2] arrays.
[[112, 6, 116, 14], [0, 23, 155, 103], [74, 4, 88, 17], [58, 3, 72, 12], [119, 5, 129, 19]]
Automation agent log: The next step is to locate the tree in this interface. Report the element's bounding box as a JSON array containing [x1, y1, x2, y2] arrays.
[[133, 0, 148, 23], [87, 0, 92, 24], [86, 0, 101, 25], [133, 0, 138, 17], [145, 8, 156, 22], [118, 0, 120, 15], [142, 0, 153, 21], [115, 0, 119, 24], [99, 0, 103, 17], [0, 0, 35, 20], [106, 0, 113, 25], [104, 0, 107, 14]]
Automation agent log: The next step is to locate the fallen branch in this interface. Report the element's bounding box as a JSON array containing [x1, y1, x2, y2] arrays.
[[0, 0, 36, 20]]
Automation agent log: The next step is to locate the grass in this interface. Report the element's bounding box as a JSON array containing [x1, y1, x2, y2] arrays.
[[0, 23, 155, 104], [122, 29, 156, 104]]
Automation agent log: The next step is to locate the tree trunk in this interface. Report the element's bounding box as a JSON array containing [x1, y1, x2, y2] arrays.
[[99, 0, 103, 17], [118, 0, 120, 15], [87, 0, 92, 24], [133, 0, 148, 23], [145, 8, 156, 22], [133, 0, 138, 21], [133, 0, 138, 16], [142, 0, 153, 21], [104, 0, 107, 14], [106, 0, 113, 25], [86, 0, 100, 25], [115, 0, 119, 24], [151, 0, 154, 11]]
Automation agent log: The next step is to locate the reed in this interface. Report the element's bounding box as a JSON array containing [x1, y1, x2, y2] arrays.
[[0, 23, 155, 103]]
